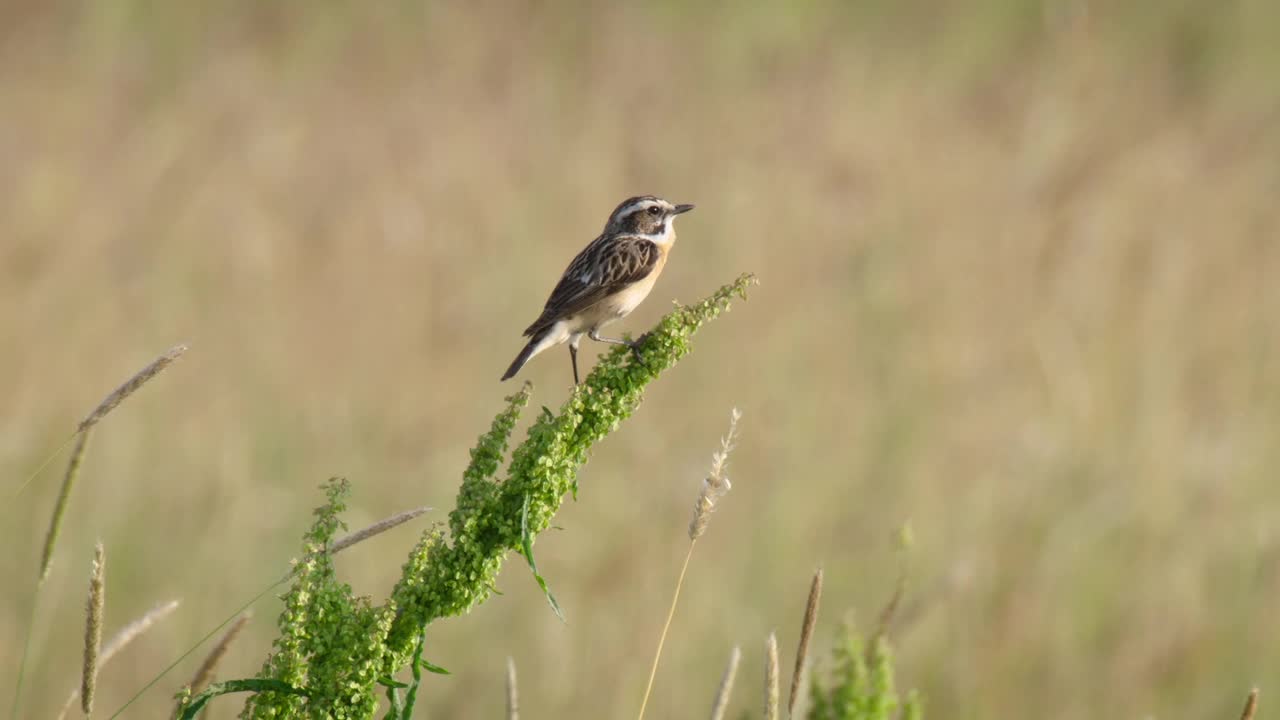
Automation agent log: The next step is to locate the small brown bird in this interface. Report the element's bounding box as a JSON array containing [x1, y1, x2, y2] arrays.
[[501, 195, 695, 384]]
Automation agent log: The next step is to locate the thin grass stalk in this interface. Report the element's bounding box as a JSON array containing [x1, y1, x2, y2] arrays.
[[636, 546, 695, 720], [873, 571, 906, 644], [788, 569, 823, 718], [82, 543, 106, 714], [764, 632, 780, 720], [708, 646, 741, 720], [9, 587, 42, 720], [505, 657, 518, 720], [8, 432, 78, 502], [637, 409, 742, 720], [57, 601, 181, 720]]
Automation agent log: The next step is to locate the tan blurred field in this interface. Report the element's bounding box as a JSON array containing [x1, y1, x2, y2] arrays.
[[4, 1, 1280, 718]]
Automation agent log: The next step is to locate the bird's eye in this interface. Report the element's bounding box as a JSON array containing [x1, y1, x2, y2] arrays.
[[647, 206, 661, 215]]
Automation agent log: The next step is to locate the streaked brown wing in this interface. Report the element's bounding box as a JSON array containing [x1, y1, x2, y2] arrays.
[[522, 236, 659, 336]]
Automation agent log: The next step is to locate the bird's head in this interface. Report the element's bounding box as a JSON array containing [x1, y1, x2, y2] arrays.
[[604, 195, 695, 242]]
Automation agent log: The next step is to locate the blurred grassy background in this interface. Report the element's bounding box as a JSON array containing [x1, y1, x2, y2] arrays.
[[3, 0, 1280, 717]]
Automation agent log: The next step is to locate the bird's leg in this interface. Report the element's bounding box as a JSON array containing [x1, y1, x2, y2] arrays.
[[589, 328, 645, 361], [568, 342, 581, 385]]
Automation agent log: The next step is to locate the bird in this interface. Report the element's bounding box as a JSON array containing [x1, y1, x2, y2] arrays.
[[501, 195, 695, 385]]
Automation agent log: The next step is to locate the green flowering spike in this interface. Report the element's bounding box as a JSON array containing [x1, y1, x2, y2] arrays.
[[242, 479, 399, 719], [806, 619, 923, 720], [381, 274, 755, 662], [242, 478, 353, 718], [450, 385, 531, 540]]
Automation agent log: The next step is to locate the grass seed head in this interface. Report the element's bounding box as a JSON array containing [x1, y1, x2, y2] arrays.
[[709, 646, 741, 720], [81, 542, 106, 714], [789, 568, 823, 717], [57, 600, 181, 720], [79, 344, 188, 432], [689, 408, 742, 541], [39, 428, 93, 582], [329, 506, 431, 556], [506, 656, 519, 720], [765, 631, 780, 720]]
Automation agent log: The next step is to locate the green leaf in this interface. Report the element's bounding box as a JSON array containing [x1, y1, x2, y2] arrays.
[[378, 676, 409, 689], [177, 679, 307, 720], [521, 492, 565, 622], [419, 658, 451, 675]]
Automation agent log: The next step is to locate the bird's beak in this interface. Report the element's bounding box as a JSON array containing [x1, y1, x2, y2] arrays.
[[672, 203, 695, 215]]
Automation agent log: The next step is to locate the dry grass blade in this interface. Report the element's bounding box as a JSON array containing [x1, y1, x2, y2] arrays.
[[78, 344, 188, 432], [57, 600, 181, 720], [506, 656, 519, 720], [764, 632, 780, 720], [638, 409, 743, 720], [329, 506, 432, 556], [38, 428, 93, 582], [82, 543, 106, 714], [788, 568, 823, 718], [189, 613, 251, 693], [708, 646, 741, 720], [1240, 688, 1259, 720]]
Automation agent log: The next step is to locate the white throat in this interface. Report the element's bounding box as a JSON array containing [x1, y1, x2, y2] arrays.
[[638, 217, 677, 247]]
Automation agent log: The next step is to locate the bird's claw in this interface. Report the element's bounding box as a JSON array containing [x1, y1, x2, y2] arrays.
[[628, 333, 650, 362]]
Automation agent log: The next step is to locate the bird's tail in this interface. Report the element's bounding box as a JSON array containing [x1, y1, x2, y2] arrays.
[[500, 335, 541, 381]]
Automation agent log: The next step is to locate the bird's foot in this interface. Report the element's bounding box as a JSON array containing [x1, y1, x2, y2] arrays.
[[628, 333, 651, 362]]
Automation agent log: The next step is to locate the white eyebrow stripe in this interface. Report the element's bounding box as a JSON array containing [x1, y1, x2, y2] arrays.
[[616, 200, 662, 219]]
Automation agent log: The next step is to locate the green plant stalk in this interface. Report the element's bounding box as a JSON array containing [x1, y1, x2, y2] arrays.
[[399, 634, 426, 719]]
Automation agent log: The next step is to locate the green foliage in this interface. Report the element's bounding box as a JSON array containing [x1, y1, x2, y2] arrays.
[[224, 274, 754, 718], [807, 622, 923, 720], [520, 492, 564, 620], [241, 478, 399, 719]]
